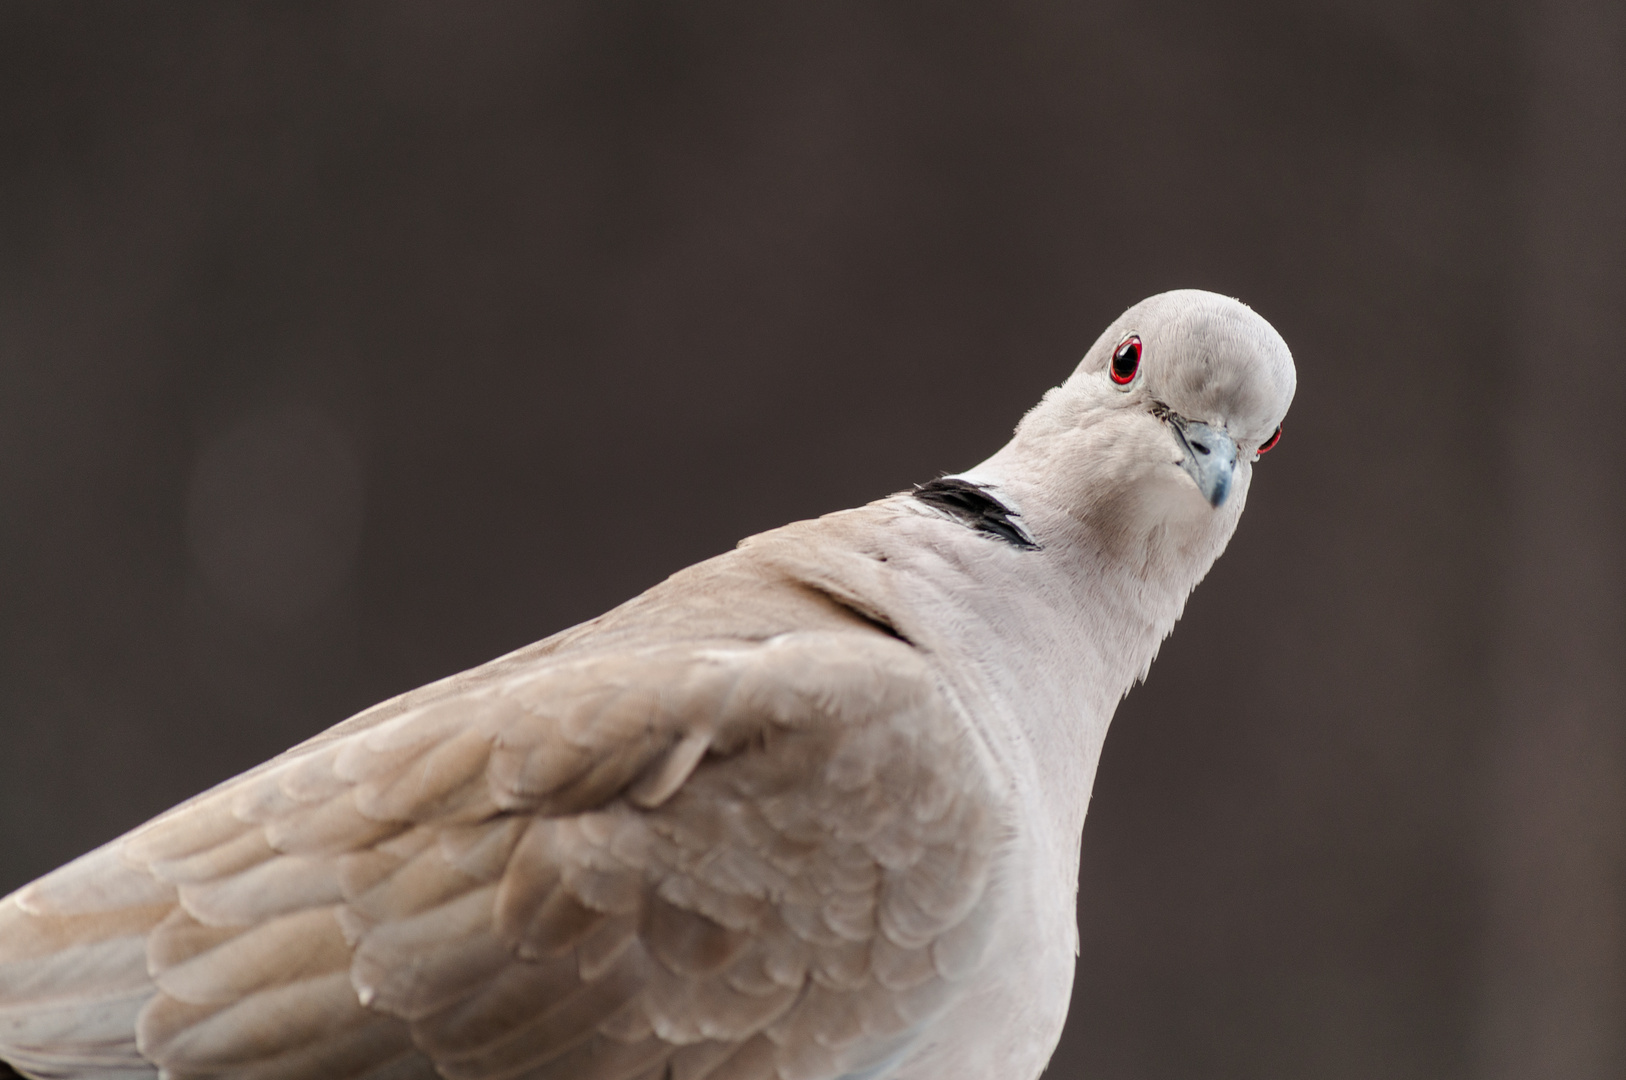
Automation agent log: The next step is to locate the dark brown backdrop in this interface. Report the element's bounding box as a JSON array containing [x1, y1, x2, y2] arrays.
[[2, 3, 1622, 1077]]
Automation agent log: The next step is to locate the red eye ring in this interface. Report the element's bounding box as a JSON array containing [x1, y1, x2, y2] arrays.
[[1110, 335, 1141, 386], [1256, 424, 1282, 456]]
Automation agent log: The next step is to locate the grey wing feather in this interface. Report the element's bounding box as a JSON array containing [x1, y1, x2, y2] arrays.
[[0, 629, 1003, 1080]]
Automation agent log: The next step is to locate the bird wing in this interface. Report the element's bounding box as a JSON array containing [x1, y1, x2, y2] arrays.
[[0, 629, 1004, 1080]]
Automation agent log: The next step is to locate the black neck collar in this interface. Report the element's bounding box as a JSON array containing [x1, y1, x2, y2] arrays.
[[911, 477, 1039, 551]]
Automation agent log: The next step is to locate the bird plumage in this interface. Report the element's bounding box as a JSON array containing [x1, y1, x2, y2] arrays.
[[0, 290, 1295, 1080]]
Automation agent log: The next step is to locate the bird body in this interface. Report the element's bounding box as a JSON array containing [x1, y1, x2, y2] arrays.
[[0, 291, 1295, 1080]]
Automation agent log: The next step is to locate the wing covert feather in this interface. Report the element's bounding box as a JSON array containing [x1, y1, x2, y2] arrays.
[[0, 629, 1004, 1080]]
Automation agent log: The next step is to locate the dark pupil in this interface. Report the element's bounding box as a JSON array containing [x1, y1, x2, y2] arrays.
[[1113, 345, 1137, 379]]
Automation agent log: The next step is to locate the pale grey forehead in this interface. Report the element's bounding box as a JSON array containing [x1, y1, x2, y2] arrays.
[[1083, 289, 1296, 428]]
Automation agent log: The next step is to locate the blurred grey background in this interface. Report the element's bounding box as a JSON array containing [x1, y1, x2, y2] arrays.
[[1, 2, 1622, 1077]]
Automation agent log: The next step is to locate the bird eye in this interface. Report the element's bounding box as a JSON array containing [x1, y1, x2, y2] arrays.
[[1256, 424, 1282, 456], [1110, 335, 1141, 386]]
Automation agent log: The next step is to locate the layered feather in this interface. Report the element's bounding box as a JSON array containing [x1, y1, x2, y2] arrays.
[[0, 609, 1001, 1080]]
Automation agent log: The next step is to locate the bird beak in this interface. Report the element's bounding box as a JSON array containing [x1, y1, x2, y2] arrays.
[[1168, 417, 1237, 508]]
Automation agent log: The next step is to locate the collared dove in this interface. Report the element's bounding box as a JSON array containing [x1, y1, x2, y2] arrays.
[[0, 289, 1295, 1080]]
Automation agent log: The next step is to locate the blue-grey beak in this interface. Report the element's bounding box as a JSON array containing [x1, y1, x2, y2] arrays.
[[1169, 417, 1237, 508]]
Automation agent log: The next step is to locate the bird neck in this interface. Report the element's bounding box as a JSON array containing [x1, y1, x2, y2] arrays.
[[889, 464, 1233, 890], [741, 477, 1231, 892]]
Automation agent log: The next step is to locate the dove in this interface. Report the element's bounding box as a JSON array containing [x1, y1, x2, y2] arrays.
[[0, 289, 1295, 1080]]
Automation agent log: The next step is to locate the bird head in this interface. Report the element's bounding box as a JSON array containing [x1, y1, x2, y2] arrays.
[[977, 289, 1296, 577]]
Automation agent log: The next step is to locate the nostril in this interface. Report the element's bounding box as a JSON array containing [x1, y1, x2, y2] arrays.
[[1191, 441, 1209, 455]]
